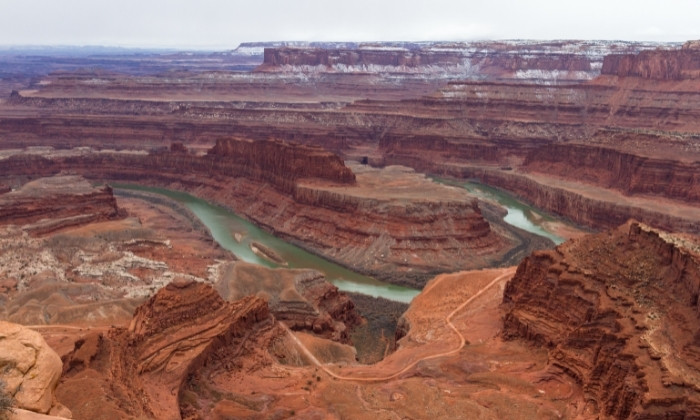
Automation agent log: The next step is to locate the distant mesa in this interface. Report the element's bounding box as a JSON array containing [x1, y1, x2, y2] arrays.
[[259, 46, 465, 68], [683, 40, 700, 51], [602, 41, 700, 80], [256, 40, 667, 82]]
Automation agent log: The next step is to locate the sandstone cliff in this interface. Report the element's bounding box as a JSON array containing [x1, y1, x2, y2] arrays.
[[601, 41, 700, 80], [58, 280, 274, 420], [208, 137, 356, 192], [502, 222, 700, 418], [522, 143, 700, 203]]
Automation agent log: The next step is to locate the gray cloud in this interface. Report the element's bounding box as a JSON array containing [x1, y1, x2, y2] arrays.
[[0, 0, 698, 49]]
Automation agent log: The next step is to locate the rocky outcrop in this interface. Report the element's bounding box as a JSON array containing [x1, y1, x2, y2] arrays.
[[0, 175, 124, 235], [0, 322, 63, 415], [502, 222, 700, 418], [601, 41, 700, 80], [215, 262, 361, 342], [58, 280, 274, 420], [294, 270, 361, 333]]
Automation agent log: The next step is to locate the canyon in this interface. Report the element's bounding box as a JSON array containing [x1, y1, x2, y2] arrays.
[[13, 220, 698, 419], [0, 138, 543, 288], [1, 42, 698, 238], [0, 39, 698, 419]]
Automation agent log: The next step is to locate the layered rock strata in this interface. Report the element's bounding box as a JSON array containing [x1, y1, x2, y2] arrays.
[[0, 141, 511, 287], [0, 177, 232, 326], [207, 137, 356, 191], [2, 42, 697, 243], [258, 41, 662, 82], [411, 165, 700, 235], [58, 280, 274, 420], [502, 222, 700, 418], [0, 175, 124, 235], [601, 40, 700, 80]]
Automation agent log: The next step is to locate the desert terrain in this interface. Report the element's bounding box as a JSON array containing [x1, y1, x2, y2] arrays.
[[0, 40, 698, 419]]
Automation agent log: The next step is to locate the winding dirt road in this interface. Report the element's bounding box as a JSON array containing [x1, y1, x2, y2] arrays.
[[282, 268, 516, 382]]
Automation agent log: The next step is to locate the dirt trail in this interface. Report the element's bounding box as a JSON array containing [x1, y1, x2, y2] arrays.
[[283, 268, 516, 382], [28, 325, 92, 330]]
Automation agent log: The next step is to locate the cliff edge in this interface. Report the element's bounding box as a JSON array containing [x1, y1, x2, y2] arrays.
[[502, 221, 700, 418]]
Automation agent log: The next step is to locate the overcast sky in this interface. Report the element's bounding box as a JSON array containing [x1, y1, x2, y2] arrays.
[[0, 0, 698, 49]]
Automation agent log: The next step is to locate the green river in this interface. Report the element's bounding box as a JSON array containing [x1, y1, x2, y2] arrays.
[[431, 177, 566, 245], [115, 184, 421, 303], [116, 179, 570, 303]]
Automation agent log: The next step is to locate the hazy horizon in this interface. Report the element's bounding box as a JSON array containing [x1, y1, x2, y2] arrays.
[[1, 0, 698, 51]]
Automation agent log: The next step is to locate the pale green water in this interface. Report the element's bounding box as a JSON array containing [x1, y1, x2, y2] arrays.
[[432, 177, 566, 245], [115, 184, 420, 303]]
